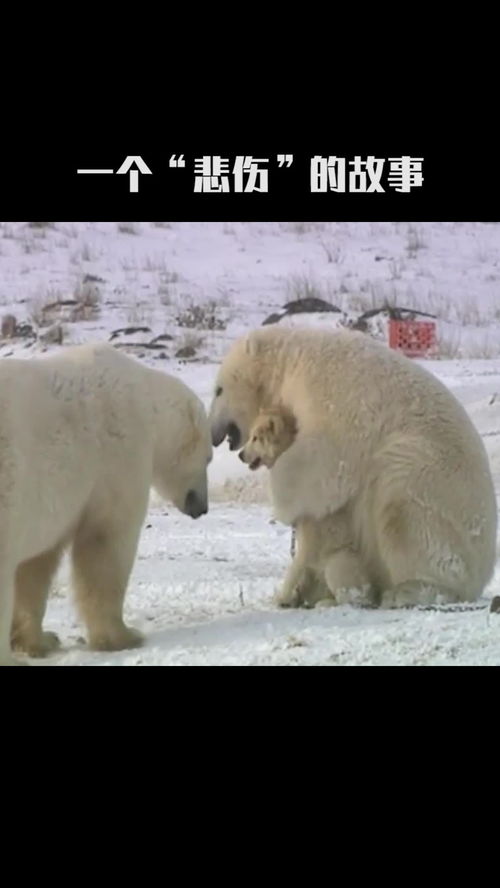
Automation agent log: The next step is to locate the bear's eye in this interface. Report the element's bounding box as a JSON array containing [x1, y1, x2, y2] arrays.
[[216, 386, 223, 397], [252, 435, 257, 442]]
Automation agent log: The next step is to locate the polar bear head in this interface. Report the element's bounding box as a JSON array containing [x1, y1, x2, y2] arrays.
[[239, 406, 297, 470], [209, 331, 274, 451], [152, 378, 212, 519]]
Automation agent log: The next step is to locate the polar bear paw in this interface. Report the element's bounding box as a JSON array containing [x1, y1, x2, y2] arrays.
[[89, 624, 144, 652], [11, 629, 61, 658]]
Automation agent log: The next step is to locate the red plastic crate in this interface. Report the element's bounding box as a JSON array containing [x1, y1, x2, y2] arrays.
[[388, 319, 437, 358]]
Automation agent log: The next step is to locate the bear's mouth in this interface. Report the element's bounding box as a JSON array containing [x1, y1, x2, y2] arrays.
[[249, 458, 261, 470], [227, 422, 241, 451]]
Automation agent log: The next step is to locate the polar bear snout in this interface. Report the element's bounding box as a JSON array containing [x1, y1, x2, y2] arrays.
[[184, 488, 208, 519], [211, 419, 241, 450], [211, 421, 227, 447]]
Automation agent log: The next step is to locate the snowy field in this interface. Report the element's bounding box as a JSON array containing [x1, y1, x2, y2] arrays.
[[1, 221, 500, 666]]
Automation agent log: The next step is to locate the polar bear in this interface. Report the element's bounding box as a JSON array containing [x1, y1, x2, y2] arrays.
[[0, 343, 211, 666], [209, 327, 497, 609]]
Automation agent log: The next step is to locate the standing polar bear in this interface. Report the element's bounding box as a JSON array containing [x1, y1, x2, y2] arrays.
[[0, 343, 212, 666], [209, 327, 497, 609]]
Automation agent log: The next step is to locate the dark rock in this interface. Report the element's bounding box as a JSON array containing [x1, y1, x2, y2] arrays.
[[283, 297, 341, 314], [15, 322, 35, 339], [350, 318, 369, 332], [150, 333, 174, 343], [83, 274, 106, 284], [109, 326, 152, 340], [358, 305, 437, 323], [175, 345, 196, 359], [262, 312, 285, 326]]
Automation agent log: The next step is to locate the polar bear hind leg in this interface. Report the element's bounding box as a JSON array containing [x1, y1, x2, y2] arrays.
[[324, 548, 376, 607], [374, 497, 476, 608]]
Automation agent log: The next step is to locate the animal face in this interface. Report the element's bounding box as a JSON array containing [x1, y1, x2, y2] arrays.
[[209, 335, 264, 451], [154, 396, 212, 519], [239, 408, 297, 470]]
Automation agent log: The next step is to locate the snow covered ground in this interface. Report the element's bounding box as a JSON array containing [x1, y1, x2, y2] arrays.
[[2, 221, 500, 665]]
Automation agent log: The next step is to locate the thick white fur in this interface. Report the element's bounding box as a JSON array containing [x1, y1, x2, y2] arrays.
[[209, 327, 497, 609], [0, 343, 211, 665]]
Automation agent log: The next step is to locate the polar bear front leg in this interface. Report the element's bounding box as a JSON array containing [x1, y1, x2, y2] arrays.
[[324, 549, 376, 607], [380, 580, 461, 609], [275, 557, 308, 608], [274, 520, 328, 608], [71, 521, 144, 652], [270, 434, 354, 526]]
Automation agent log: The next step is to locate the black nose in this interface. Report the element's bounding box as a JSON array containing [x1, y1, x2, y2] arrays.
[[184, 489, 208, 519]]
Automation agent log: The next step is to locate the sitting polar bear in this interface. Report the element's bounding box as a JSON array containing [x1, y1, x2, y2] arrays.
[[0, 343, 211, 666], [209, 326, 497, 610]]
